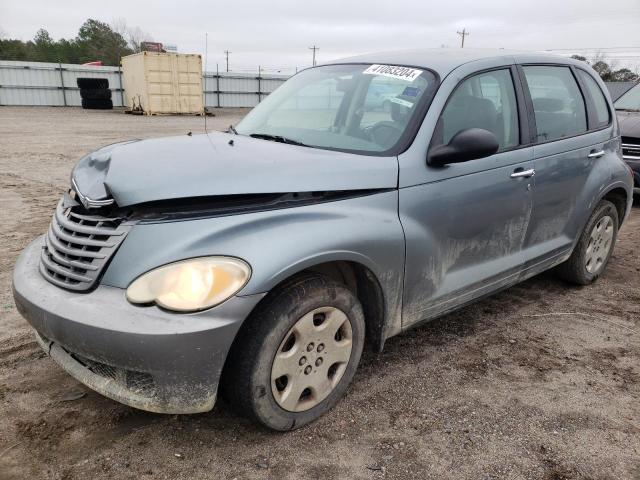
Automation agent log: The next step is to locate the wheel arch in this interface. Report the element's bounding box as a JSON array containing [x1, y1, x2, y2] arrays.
[[297, 260, 387, 352], [601, 186, 629, 226], [236, 257, 391, 354]]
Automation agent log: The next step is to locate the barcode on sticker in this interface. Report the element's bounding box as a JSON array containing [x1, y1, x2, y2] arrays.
[[363, 64, 423, 82]]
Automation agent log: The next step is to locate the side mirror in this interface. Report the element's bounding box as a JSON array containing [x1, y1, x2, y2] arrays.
[[427, 128, 499, 166]]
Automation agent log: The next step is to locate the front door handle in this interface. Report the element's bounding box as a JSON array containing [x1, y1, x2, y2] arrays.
[[510, 168, 535, 179], [588, 149, 605, 159]]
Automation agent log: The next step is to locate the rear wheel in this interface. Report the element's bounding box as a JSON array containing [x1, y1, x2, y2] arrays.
[[556, 200, 618, 285], [221, 274, 365, 430]]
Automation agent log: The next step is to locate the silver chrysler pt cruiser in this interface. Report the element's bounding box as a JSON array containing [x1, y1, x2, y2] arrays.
[[13, 49, 633, 430]]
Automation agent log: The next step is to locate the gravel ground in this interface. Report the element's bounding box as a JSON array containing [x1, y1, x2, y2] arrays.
[[0, 106, 639, 480]]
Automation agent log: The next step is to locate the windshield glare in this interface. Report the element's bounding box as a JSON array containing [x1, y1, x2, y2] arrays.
[[236, 64, 437, 154], [614, 84, 640, 111]]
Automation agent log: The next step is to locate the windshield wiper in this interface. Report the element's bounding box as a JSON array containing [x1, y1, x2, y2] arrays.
[[615, 108, 640, 112], [249, 133, 308, 146], [228, 125, 238, 134]]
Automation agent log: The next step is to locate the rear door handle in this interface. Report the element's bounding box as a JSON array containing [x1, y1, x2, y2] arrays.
[[510, 168, 535, 179], [588, 150, 605, 158]]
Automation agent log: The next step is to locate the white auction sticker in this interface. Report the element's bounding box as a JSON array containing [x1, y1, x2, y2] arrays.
[[390, 97, 414, 108], [363, 64, 423, 82]]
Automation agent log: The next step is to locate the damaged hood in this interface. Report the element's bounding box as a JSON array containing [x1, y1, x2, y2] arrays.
[[71, 132, 398, 208]]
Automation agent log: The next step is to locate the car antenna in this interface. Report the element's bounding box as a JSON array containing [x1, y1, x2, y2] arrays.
[[204, 32, 208, 134]]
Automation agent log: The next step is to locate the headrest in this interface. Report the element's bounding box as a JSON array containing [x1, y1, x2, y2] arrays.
[[533, 97, 564, 112]]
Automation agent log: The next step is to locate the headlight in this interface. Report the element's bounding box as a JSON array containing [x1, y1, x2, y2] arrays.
[[126, 257, 251, 312]]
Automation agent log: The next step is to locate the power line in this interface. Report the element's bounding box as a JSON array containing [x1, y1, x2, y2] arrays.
[[309, 45, 319, 66], [457, 28, 469, 48], [545, 46, 640, 51]]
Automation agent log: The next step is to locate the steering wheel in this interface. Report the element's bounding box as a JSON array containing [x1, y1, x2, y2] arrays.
[[364, 122, 404, 148]]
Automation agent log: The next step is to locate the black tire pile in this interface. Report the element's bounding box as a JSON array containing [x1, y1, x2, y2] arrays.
[[77, 78, 113, 110]]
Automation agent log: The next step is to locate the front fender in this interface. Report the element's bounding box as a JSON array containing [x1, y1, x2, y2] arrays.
[[102, 190, 405, 338]]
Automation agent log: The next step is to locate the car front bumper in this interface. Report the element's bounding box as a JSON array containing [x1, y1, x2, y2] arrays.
[[12, 236, 265, 414]]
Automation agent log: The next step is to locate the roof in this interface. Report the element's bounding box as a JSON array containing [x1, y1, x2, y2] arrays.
[[605, 81, 638, 102], [326, 48, 582, 78]]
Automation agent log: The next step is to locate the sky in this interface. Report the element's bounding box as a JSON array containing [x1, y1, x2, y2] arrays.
[[2, 0, 639, 74]]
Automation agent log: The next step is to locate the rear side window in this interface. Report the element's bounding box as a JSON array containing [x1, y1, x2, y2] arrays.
[[522, 66, 587, 142], [436, 69, 519, 151], [576, 69, 611, 128]]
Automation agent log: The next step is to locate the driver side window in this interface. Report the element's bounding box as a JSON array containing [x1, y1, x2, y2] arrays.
[[436, 69, 520, 151]]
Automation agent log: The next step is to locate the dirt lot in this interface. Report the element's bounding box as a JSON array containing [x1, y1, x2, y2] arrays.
[[1, 106, 639, 480]]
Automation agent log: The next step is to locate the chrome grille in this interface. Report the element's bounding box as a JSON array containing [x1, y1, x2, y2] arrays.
[[622, 143, 640, 160], [40, 198, 131, 291], [622, 137, 640, 160]]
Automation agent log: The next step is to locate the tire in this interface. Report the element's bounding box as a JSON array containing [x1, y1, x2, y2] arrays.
[[221, 274, 365, 431], [81, 98, 113, 110], [556, 200, 619, 285], [80, 88, 111, 100], [76, 77, 109, 90]]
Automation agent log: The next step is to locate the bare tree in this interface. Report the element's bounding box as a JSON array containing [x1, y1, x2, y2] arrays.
[[578, 52, 638, 82], [126, 25, 150, 53], [110, 18, 153, 53], [591, 52, 619, 73]]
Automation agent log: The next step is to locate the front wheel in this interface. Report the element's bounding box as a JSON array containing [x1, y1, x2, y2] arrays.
[[556, 200, 619, 285], [221, 274, 365, 431]]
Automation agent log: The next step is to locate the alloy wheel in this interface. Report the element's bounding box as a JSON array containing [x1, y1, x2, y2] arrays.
[[585, 215, 614, 274]]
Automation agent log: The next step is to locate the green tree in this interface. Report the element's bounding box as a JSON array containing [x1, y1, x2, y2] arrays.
[[56, 38, 81, 64], [0, 38, 30, 60], [610, 68, 638, 82], [0, 19, 147, 65], [591, 60, 613, 81], [76, 19, 132, 64], [32, 29, 57, 62], [569, 53, 638, 82]]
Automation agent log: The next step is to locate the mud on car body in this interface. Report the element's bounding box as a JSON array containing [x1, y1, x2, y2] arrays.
[[13, 49, 633, 430]]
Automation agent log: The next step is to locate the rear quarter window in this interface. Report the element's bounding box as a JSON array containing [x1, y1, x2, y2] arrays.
[[576, 69, 611, 129]]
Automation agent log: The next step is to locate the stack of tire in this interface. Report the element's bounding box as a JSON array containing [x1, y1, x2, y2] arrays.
[[77, 78, 113, 110]]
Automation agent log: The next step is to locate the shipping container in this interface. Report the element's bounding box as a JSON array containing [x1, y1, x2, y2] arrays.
[[121, 52, 203, 115]]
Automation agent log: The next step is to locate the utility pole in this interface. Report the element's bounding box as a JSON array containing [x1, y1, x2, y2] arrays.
[[457, 28, 469, 48], [224, 50, 231, 72], [309, 45, 319, 66]]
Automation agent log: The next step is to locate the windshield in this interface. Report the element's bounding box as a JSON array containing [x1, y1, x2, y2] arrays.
[[614, 83, 640, 111], [236, 64, 438, 154]]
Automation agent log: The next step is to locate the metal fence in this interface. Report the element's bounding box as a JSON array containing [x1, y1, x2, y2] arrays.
[[0, 60, 126, 107], [0, 60, 290, 108], [203, 69, 289, 108]]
